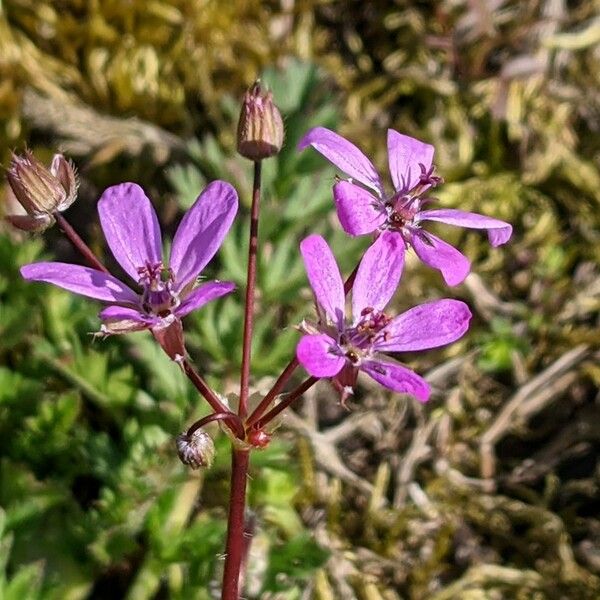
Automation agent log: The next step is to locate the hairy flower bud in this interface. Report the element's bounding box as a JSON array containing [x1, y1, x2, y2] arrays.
[[237, 82, 284, 160], [6, 151, 78, 231], [176, 429, 215, 469]]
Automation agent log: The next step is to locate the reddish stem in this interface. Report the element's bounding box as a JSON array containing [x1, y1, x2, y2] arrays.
[[245, 357, 299, 428], [182, 360, 231, 415], [221, 448, 250, 600], [343, 262, 359, 294], [253, 376, 319, 430], [187, 412, 244, 440], [245, 263, 360, 428], [54, 212, 109, 273], [239, 161, 262, 419], [221, 160, 262, 599]]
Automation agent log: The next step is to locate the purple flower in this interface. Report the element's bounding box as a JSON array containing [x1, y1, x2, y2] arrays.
[[296, 233, 472, 403], [299, 127, 512, 286], [20, 181, 238, 352]]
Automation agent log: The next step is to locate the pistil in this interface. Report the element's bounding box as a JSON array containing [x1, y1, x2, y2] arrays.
[[138, 262, 179, 315]]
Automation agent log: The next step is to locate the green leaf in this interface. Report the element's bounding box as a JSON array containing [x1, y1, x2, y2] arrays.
[[3, 561, 44, 600], [166, 163, 207, 209], [262, 533, 329, 593]]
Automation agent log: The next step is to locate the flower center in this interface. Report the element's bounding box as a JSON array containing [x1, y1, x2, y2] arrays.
[[137, 261, 180, 316], [384, 163, 442, 233], [339, 307, 391, 363]]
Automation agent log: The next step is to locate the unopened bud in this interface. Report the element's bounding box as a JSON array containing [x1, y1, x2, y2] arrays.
[[237, 82, 284, 160], [6, 151, 78, 232], [176, 429, 215, 469], [247, 428, 272, 449]]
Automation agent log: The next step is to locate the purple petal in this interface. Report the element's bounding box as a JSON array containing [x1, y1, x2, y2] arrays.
[[99, 305, 152, 321], [298, 127, 383, 196], [21, 262, 139, 303], [98, 183, 162, 282], [410, 230, 470, 286], [170, 181, 238, 291], [376, 299, 471, 352], [387, 129, 435, 192], [300, 235, 345, 326], [99, 306, 157, 333], [352, 231, 405, 322], [296, 334, 345, 377], [175, 281, 235, 318], [361, 359, 430, 402], [418, 209, 512, 246], [333, 181, 386, 235]]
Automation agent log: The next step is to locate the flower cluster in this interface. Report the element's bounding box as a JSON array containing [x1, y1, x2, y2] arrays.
[[295, 127, 513, 401], [10, 87, 514, 600], [14, 123, 512, 409]]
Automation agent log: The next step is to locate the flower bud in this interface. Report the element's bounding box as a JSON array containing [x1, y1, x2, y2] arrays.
[[5, 151, 78, 232], [247, 428, 271, 449], [237, 82, 284, 160], [176, 429, 215, 469]]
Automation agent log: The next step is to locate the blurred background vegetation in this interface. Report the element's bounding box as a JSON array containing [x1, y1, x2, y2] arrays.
[[1, 0, 599, 598]]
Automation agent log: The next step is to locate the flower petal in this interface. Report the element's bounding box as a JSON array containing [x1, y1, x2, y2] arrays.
[[361, 359, 430, 402], [170, 181, 238, 291], [175, 281, 236, 318], [296, 334, 345, 377], [410, 230, 470, 286], [298, 127, 383, 195], [99, 306, 157, 333], [98, 183, 162, 282], [387, 129, 435, 192], [352, 231, 405, 322], [21, 262, 139, 303], [418, 209, 512, 246], [333, 181, 386, 235], [376, 299, 471, 352], [300, 235, 345, 326], [99, 305, 153, 321]]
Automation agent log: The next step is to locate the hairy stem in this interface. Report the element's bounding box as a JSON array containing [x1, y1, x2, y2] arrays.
[[54, 212, 109, 273], [221, 449, 250, 600]]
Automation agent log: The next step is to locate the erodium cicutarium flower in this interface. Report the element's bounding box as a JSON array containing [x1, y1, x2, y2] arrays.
[[20, 181, 238, 358], [296, 233, 472, 402], [299, 127, 512, 286]]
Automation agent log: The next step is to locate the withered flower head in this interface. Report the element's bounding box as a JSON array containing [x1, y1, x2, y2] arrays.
[[237, 81, 284, 160], [176, 429, 215, 469], [6, 151, 78, 231]]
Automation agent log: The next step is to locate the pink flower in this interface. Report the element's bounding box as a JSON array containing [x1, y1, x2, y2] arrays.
[[21, 181, 238, 348], [296, 233, 472, 402], [299, 127, 512, 286]]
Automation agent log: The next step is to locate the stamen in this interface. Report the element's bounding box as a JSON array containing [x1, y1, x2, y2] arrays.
[[345, 349, 360, 364], [344, 308, 391, 353], [138, 261, 179, 316]]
